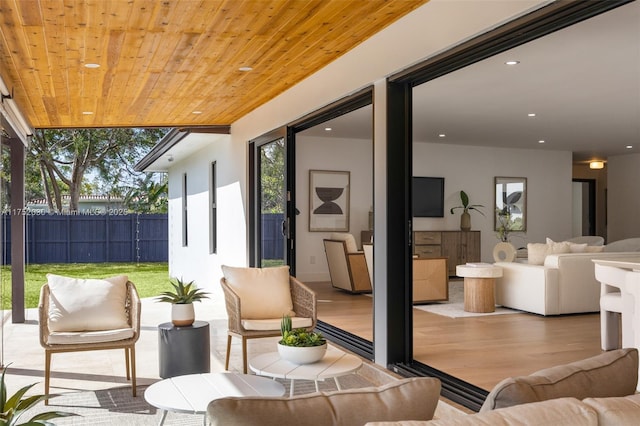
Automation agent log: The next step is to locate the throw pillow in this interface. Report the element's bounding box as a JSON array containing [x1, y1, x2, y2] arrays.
[[545, 238, 572, 255], [330, 233, 359, 253], [527, 243, 549, 265], [568, 243, 588, 253], [221, 265, 295, 320], [481, 348, 639, 412], [47, 274, 129, 332]]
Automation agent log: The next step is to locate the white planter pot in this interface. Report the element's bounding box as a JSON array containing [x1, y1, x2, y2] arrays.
[[277, 342, 327, 364], [171, 303, 195, 327]]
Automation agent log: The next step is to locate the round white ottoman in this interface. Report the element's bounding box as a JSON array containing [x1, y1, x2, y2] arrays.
[[456, 264, 503, 313]]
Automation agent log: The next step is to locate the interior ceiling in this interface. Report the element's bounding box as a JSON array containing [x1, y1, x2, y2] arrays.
[[0, 0, 428, 129], [304, 1, 639, 163]]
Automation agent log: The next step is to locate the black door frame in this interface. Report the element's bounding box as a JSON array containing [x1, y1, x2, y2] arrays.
[[385, 0, 633, 411], [248, 128, 294, 271]]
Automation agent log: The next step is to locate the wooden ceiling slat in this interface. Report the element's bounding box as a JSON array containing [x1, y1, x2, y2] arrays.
[[0, 0, 429, 128]]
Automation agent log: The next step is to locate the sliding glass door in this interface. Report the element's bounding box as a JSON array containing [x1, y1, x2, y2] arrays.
[[250, 132, 295, 270]]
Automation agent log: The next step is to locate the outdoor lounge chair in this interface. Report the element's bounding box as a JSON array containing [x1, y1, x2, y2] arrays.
[[38, 274, 141, 403], [220, 265, 317, 374]]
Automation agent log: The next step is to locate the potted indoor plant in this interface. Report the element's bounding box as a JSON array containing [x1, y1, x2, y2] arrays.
[[278, 315, 327, 364], [450, 190, 484, 231], [0, 364, 78, 425], [156, 278, 209, 326]]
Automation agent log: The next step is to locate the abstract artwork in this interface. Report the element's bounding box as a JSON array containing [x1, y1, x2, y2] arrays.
[[309, 170, 350, 232]]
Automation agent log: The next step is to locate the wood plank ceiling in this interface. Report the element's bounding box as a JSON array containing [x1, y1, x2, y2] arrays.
[[0, 0, 428, 129]]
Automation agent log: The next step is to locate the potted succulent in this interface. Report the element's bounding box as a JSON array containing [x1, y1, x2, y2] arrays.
[[450, 190, 484, 231], [156, 277, 209, 326], [0, 364, 78, 425], [278, 315, 327, 364]]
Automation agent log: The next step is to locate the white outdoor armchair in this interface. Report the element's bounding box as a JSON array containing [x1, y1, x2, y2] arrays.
[[38, 274, 141, 403], [220, 265, 317, 374]]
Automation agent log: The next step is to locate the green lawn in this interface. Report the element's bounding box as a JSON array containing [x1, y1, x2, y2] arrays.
[[0, 262, 170, 309]]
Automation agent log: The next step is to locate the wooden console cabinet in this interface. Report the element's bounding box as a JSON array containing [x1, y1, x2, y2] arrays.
[[413, 257, 448, 303], [413, 231, 481, 276]]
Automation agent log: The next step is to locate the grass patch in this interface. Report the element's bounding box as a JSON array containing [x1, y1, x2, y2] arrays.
[[0, 262, 169, 309]]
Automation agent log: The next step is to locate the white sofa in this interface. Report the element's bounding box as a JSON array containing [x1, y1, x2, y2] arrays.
[[495, 252, 640, 315]]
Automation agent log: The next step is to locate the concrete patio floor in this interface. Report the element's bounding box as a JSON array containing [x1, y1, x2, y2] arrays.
[[0, 295, 391, 398], [1, 295, 464, 424]]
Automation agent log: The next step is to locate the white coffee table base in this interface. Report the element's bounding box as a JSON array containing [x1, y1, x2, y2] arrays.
[[249, 345, 363, 397], [144, 372, 285, 425]]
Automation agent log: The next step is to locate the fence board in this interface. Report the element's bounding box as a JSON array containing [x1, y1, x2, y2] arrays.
[[1, 213, 167, 264]]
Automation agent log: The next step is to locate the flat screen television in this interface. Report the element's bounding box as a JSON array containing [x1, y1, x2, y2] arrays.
[[412, 177, 445, 217]]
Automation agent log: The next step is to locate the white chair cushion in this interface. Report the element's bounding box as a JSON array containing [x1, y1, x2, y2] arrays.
[[47, 274, 129, 332], [242, 317, 312, 331], [330, 233, 358, 253], [221, 265, 295, 320], [47, 328, 135, 345], [586, 245, 605, 253]]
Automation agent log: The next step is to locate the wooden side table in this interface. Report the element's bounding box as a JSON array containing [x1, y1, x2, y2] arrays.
[[413, 257, 448, 303], [158, 321, 210, 378], [456, 264, 503, 313]]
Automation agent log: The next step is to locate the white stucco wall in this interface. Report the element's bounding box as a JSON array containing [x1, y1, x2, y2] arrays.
[[166, 133, 246, 300]]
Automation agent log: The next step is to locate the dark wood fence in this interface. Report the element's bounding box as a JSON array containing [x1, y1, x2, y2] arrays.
[[262, 213, 284, 260], [1, 213, 168, 264]]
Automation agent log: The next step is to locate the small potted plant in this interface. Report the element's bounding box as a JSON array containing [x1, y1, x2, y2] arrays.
[[0, 364, 78, 424], [156, 277, 209, 326], [450, 190, 484, 231], [278, 315, 327, 364]]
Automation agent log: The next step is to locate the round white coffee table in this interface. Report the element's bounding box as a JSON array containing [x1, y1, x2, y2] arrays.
[[249, 345, 363, 397], [456, 264, 503, 313], [144, 372, 285, 425]]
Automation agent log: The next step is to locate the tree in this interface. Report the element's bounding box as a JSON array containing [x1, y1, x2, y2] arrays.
[[29, 128, 167, 212], [123, 174, 168, 213], [260, 139, 285, 213]]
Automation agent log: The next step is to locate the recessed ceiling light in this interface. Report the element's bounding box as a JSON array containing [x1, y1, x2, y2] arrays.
[[438, 134, 446, 138], [82, 111, 93, 115], [84, 63, 100, 68], [528, 113, 536, 117], [324, 127, 332, 131], [505, 60, 520, 66], [538, 140, 545, 144], [626, 145, 633, 149], [238, 66, 253, 72], [192, 111, 202, 114]]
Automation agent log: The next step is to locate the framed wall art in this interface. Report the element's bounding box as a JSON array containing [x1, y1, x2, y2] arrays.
[[494, 176, 527, 235], [309, 170, 350, 232]]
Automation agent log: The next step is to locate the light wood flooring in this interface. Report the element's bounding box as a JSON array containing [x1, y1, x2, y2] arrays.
[[308, 280, 602, 392]]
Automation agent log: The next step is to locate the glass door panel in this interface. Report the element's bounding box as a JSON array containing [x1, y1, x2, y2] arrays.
[[258, 138, 286, 267]]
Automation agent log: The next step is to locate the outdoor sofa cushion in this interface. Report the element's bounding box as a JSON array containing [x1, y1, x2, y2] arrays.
[[46, 274, 129, 332], [207, 377, 441, 426], [481, 348, 638, 411]]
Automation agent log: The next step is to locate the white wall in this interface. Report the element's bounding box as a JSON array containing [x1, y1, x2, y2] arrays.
[[607, 153, 640, 242], [167, 133, 247, 300], [412, 142, 573, 261], [295, 136, 373, 282]]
